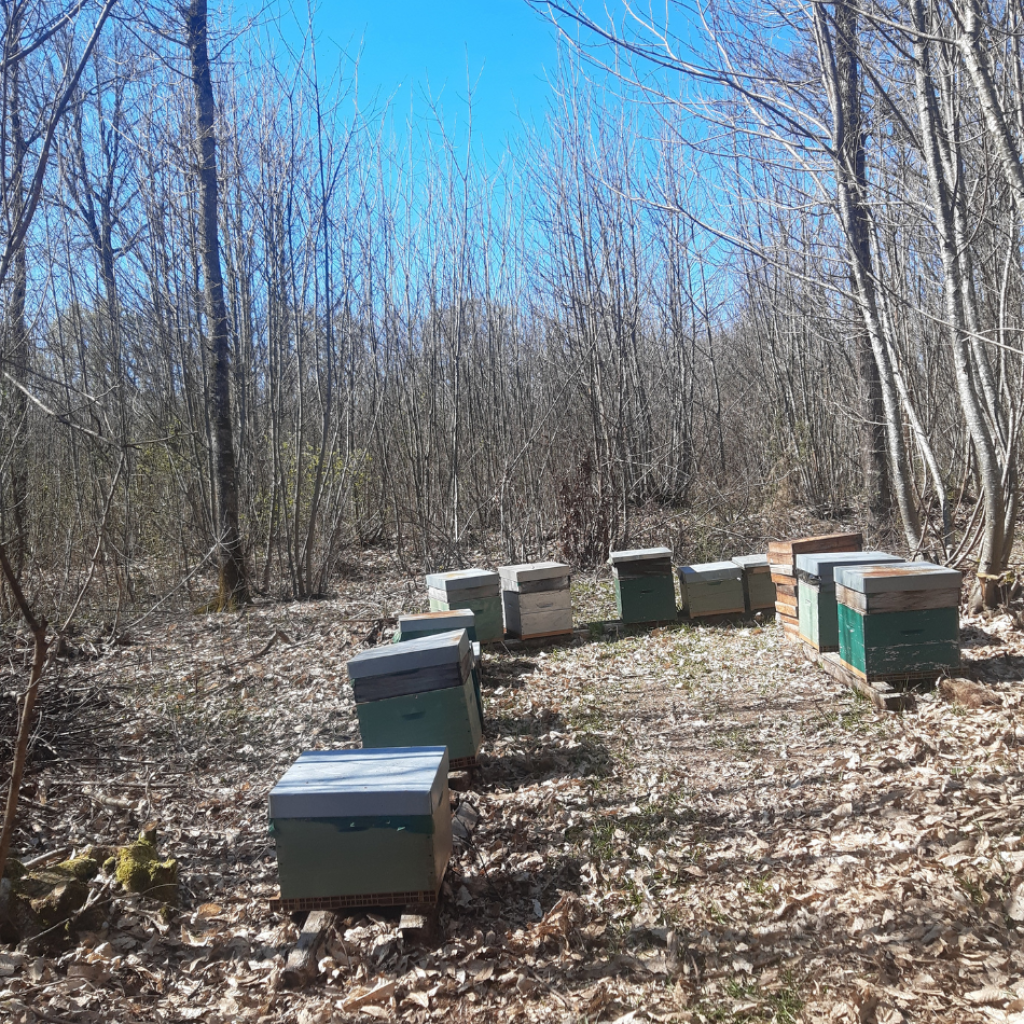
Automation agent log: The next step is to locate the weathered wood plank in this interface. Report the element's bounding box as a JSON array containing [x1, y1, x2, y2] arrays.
[[282, 910, 335, 988]]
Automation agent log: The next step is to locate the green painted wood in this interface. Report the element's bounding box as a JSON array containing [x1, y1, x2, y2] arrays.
[[356, 674, 482, 760], [684, 578, 744, 617], [837, 605, 959, 676], [393, 625, 484, 730], [798, 582, 820, 646], [429, 595, 503, 643], [271, 798, 451, 899], [745, 574, 776, 611], [614, 575, 677, 624]]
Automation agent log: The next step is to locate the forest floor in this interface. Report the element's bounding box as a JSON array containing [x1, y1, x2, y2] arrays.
[[3, 559, 1024, 1023]]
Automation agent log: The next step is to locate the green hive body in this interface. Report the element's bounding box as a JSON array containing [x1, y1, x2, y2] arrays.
[[356, 673, 482, 759], [837, 605, 960, 677], [269, 748, 452, 902], [679, 562, 745, 618], [799, 582, 832, 650], [428, 594, 503, 643], [613, 575, 677, 624]]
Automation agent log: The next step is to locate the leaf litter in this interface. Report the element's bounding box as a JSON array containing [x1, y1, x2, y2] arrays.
[[2, 565, 1024, 1022]]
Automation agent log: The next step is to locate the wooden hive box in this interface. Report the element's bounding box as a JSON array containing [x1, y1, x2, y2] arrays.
[[795, 551, 903, 652], [499, 561, 573, 639], [608, 548, 677, 624], [767, 532, 862, 641], [269, 747, 452, 904], [835, 563, 962, 680], [425, 569, 503, 643], [394, 610, 484, 730], [678, 561, 745, 618], [731, 554, 776, 612], [348, 629, 482, 760]]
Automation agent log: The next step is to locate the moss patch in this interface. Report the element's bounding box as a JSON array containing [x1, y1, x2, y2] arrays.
[[115, 834, 178, 904]]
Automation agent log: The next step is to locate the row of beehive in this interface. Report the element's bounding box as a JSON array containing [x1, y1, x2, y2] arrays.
[[778, 531, 962, 681], [611, 548, 776, 624]]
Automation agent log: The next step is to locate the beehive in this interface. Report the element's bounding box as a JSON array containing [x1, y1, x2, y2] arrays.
[[795, 551, 903, 652], [835, 563, 962, 679], [767, 533, 862, 641], [731, 554, 776, 612], [499, 562, 573, 639], [425, 569, 502, 643], [269, 747, 452, 903], [608, 548, 677, 624], [678, 561, 745, 618], [347, 629, 482, 760], [394, 610, 484, 729]]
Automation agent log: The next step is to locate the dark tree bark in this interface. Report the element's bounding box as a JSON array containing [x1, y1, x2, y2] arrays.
[[831, 0, 892, 526], [185, 0, 250, 607]]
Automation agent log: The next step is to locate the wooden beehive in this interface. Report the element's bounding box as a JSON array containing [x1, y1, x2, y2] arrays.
[[731, 554, 776, 612], [835, 563, 962, 680], [678, 561, 745, 618], [269, 747, 452, 902], [608, 548, 677, 624], [394, 610, 484, 730], [795, 551, 902, 652], [347, 629, 482, 760], [767, 533, 862, 641], [425, 569, 503, 643], [499, 562, 573, 639]]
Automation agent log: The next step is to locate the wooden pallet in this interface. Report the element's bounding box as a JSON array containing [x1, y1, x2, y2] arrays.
[[801, 644, 923, 711], [504, 627, 575, 642]]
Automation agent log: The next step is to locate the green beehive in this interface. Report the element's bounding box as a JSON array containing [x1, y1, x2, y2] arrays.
[[731, 554, 776, 612], [678, 561, 745, 618], [795, 551, 903, 652], [608, 548, 677, 624], [347, 629, 482, 761], [395, 610, 484, 731], [835, 563, 962, 679], [425, 569, 503, 643], [269, 747, 452, 903], [499, 562, 573, 638]]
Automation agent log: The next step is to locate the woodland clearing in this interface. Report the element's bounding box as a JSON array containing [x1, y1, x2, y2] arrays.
[[1, 562, 1024, 1023]]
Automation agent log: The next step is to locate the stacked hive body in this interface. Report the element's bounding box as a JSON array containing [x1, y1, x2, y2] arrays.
[[768, 533, 862, 641], [499, 562, 573, 639], [347, 629, 482, 761], [395, 611, 484, 730], [732, 554, 776, 613], [678, 561, 744, 618], [608, 548, 677, 624], [835, 563, 962, 679], [796, 551, 902, 653], [269, 747, 452, 907], [426, 570, 503, 644]]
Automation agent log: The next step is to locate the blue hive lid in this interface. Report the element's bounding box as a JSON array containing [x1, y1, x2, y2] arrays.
[[731, 554, 768, 571], [347, 629, 469, 679], [269, 747, 449, 818], [678, 561, 742, 582], [398, 610, 476, 634], [498, 561, 571, 584], [608, 547, 672, 563], [795, 551, 903, 585], [424, 569, 499, 592]]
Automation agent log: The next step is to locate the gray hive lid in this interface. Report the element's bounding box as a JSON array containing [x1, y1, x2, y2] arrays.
[[795, 551, 903, 585], [269, 746, 449, 818], [398, 609, 476, 633], [835, 562, 962, 594], [347, 629, 469, 679], [608, 547, 672, 564], [731, 554, 768, 571], [498, 561, 571, 584], [678, 560, 742, 582], [424, 569, 500, 592]]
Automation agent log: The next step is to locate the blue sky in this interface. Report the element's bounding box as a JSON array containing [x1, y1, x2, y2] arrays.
[[256, 0, 570, 158]]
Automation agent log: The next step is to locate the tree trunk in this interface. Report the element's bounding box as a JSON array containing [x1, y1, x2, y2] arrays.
[[185, 0, 249, 608]]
